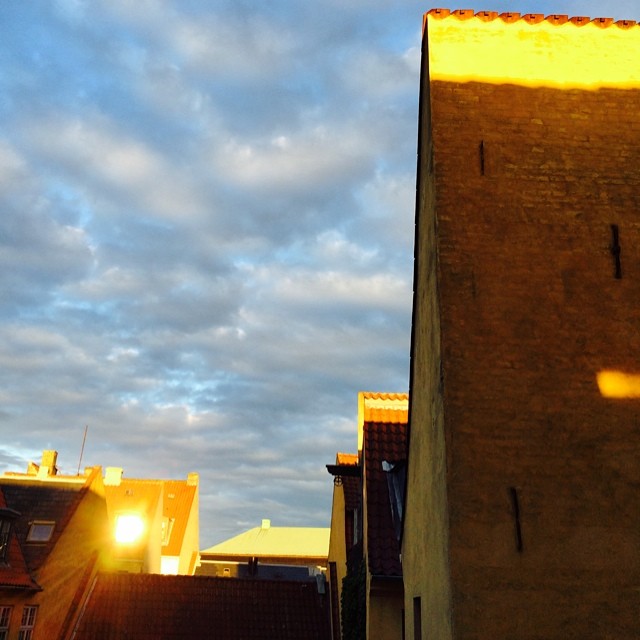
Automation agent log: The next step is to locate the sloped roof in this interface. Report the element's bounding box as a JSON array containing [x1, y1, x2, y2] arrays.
[[162, 480, 197, 556], [364, 420, 407, 578], [0, 474, 90, 573], [72, 573, 331, 640], [357, 392, 408, 452], [328, 453, 361, 512], [104, 479, 163, 524], [0, 488, 40, 590], [336, 453, 358, 465], [426, 8, 637, 29], [201, 523, 329, 561]]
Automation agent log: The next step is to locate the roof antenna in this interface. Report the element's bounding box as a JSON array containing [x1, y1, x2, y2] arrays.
[[77, 425, 88, 475]]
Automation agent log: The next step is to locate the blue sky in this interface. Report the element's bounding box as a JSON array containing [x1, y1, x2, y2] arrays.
[[0, 1, 634, 546]]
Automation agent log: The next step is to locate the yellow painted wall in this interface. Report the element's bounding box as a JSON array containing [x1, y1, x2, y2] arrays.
[[402, 22, 451, 636], [366, 576, 403, 640], [327, 475, 348, 636]]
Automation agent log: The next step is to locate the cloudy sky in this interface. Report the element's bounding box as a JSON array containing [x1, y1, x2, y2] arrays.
[[0, 0, 634, 546]]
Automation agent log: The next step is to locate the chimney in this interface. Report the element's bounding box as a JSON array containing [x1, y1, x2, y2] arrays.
[[187, 472, 199, 486], [37, 450, 58, 477], [261, 519, 271, 530], [104, 467, 123, 486]]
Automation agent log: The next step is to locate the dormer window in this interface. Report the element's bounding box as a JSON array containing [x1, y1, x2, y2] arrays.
[[0, 508, 19, 563], [382, 459, 407, 542], [26, 521, 55, 543], [161, 517, 175, 546], [0, 520, 11, 563]]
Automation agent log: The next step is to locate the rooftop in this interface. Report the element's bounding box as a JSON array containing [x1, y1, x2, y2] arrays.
[[424, 9, 640, 89], [201, 520, 330, 562], [0, 469, 98, 573], [71, 572, 331, 640], [364, 420, 407, 578]]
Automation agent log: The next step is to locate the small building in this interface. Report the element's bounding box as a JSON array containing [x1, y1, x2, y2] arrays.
[[326, 452, 360, 639], [197, 519, 329, 582], [326, 392, 408, 640]]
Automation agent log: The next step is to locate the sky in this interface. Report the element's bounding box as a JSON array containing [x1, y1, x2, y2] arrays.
[[0, 0, 635, 547]]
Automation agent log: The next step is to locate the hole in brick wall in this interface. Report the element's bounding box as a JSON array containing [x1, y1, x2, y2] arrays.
[[479, 140, 485, 175], [509, 487, 523, 553], [610, 224, 622, 279]]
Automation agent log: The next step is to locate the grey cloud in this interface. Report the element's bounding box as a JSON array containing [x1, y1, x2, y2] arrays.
[[4, 0, 616, 546]]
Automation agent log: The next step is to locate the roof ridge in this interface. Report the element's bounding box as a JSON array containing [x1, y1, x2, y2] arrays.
[[425, 9, 637, 29]]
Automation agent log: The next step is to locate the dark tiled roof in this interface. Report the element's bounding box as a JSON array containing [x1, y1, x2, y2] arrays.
[[364, 421, 407, 577], [0, 478, 87, 572], [73, 573, 332, 639], [343, 476, 361, 512], [0, 488, 40, 590]]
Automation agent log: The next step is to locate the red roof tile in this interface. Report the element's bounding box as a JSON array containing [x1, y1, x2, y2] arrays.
[[425, 8, 638, 29], [363, 421, 407, 578], [162, 480, 197, 556], [72, 573, 331, 639]]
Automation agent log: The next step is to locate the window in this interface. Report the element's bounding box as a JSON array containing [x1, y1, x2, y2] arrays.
[[26, 521, 55, 543], [0, 606, 12, 640], [0, 520, 11, 562], [413, 597, 422, 640], [18, 606, 37, 640], [161, 517, 175, 546], [382, 459, 407, 542]]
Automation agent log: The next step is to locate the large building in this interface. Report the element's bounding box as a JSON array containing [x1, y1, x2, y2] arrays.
[[403, 9, 640, 639]]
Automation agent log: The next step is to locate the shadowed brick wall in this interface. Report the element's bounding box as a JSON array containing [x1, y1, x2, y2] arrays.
[[404, 10, 640, 640]]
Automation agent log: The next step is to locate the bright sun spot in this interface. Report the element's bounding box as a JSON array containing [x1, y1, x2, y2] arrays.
[[115, 514, 145, 544]]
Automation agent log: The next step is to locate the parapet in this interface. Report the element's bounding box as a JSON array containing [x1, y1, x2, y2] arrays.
[[423, 9, 640, 89]]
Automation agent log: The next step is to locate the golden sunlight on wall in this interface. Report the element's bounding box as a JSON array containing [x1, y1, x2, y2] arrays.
[[426, 11, 640, 90], [597, 370, 640, 398]]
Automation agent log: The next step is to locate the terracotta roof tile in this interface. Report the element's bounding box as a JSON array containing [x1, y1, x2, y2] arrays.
[[363, 421, 407, 578], [104, 479, 163, 524], [73, 573, 331, 639], [343, 476, 361, 512], [425, 9, 638, 29], [162, 480, 197, 556], [336, 453, 358, 466]]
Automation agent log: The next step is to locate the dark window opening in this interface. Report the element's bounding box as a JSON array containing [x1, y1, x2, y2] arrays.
[[413, 596, 422, 640]]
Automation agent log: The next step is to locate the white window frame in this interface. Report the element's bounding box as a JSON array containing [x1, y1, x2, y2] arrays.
[[18, 605, 37, 640], [26, 521, 55, 543], [0, 606, 12, 640]]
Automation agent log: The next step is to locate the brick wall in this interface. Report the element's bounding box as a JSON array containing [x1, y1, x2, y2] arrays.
[[404, 13, 640, 640]]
